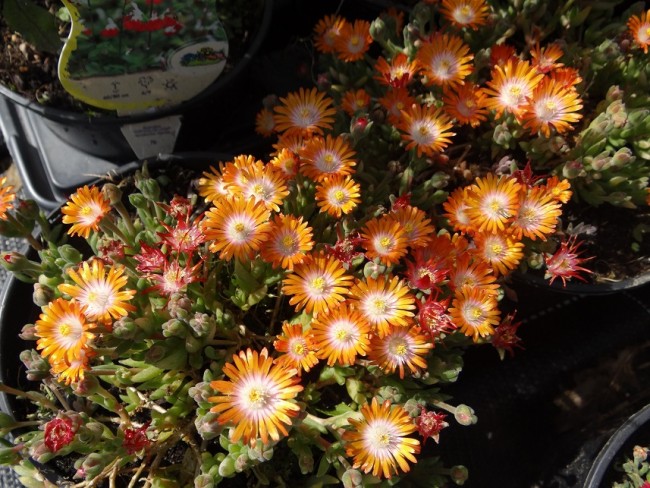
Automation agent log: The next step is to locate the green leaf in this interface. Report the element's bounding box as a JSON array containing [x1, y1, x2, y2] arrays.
[[2, 0, 61, 54]]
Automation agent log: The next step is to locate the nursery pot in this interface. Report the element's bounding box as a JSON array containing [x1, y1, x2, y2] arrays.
[[584, 403, 650, 487], [511, 268, 650, 295], [0, 0, 272, 210]]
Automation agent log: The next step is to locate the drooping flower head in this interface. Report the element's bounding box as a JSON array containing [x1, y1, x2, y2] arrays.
[[273, 87, 336, 137], [628, 9, 650, 53], [35, 298, 96, 363], [50, 349, 94, 386], [489, 43, 516, 67], [273, 323, 319, 375], [260, 214, 314, 271], [397, 103, 455, 157], [310, 302, 372, 366], [61, 185, 111, 238], [58, 259, 136, 324], [202, 196, 272, 261], [209, 348, 304, 446], [439, 0, 490, 30], [491, 312, 524, 359], [416, 32, 474, 87], [367, 325, 433, 379], [543, 176, 573, 204], [282, 252, 354, 314], [343, 398, 421, 479], [122, 422, 152, 455]]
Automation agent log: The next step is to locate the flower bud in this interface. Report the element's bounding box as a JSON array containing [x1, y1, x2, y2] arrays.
[[19, 322, 38, 340], [194, 474, 214, 488], [189, 381, 214, 405], [137, 178, 161, 201], [16, 199, 39, 220], [195, 412, 223, 440], [58, 244, 83, 264], [113, 317, 138, 339], [128, 194, 148, 209], [81, 453, 105, 479], [234, 453, 250, 472], [145, 345, 165, 363], [168, 294, 192, 320], [454, 404, 477, 426], [450, 465, 469, 485], [611, 147, 635, 167], [20, 349, 50, 381], [375, 385, 403, 404], [101, 183, 123, 205], [115, 367, 134, 386], [369, 17, 387, 43], [73, 375, 100, 397], [76, 422, 103, 445], [493, 123, 513, 147], [185, 334, 203, 353], [342, 468, 364, 488], [633, 445, 648, 462], [218, 455, 236, 478], [162, 319, 186, 338], [29, 439, 54, 464], [605, 85, 624, 103], [1, 252, 39, 273], [189, 313, 216, 339]]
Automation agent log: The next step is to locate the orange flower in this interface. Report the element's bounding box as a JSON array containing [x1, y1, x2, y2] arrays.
[[511, 186, 563, 241], [379, 86, 417, 125], [439, 0, 490, 30], [209, 348, 303, 446], [448, 253, 500, 295], [282, 252, 354, 314], [272, 132, 307, 156], [230, 163, 290, 213], [255, 107, 275, 137], [342, 88, 371, 116], [260, 213, 314, 271], [269, 148, 299, 179], [416, 32, 474, 87], [197, 163, 229, 203], [58, 259, 136, 324], [543, 176, 573, 204], [549, 67, 583, 90], [202, 196, 272, 261], [315, 175, 361, 218], [442, 187, 474, 234], [313, 14, 345, 54], [397, 103, 455, 157], [374, 53, 419, 87], [61, 185, 111, 238], [311, 302, 372, 366], [361, 215, 409, 266], [273, 87, 336, 137], [466, 173, 522, 233], [0, 177, 15, 221], [472, 230, 525, 276], [273, 323, 319, 375], [348, 275, 416, 338], [448, 286, 500, 341], [442, 83, 488, 127], [490, 44, 516, 67], [483, 58, 544, 120], [334, 19, 373, 62], [530, 43, 564, 73], [35, 298, 96, 363], [299, 134, 357, 182], [50, 349, 94, 386], [520, 78, 583, 137], [628, 9, 650, 53], [343, 398, 420, 479], [389, 205, 435, 248], [367, 325, 433, 379]]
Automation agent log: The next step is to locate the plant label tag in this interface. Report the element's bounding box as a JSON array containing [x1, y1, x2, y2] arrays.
[[57, 0, 228, 114], [120, 115, 182, 159]]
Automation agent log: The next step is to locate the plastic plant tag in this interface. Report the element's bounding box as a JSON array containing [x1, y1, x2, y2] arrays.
[[57, 0, 229, 114], [120, 115, 182, 159]]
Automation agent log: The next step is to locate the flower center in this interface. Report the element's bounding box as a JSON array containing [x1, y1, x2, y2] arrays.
[[372, 298, 388, 314], [311, 276, 327, 294], [334, 190, 346, 203], [247, 387, 270, 409], [59, 323, 72, 336], [292, 341, 306, 356]]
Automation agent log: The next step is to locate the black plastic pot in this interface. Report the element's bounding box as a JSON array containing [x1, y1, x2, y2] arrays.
[[584, 403, 650, 488], [511, 269, 650, 296], [0, 0, 272, 210]]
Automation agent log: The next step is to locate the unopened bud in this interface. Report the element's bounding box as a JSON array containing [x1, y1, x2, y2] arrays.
[[128, 194, 148, 209], [113, 317, 137, 339], [19, 323, 37, 340], [73, 375, 100, 396], [605, 85, 624, 103], [189, 313, 216, 338], [342, 468, 364, 488], [81, 452, 105, 479], [162, 319, 186, 338], [194, 474, 214, 488], [58, 245, 83, 264], [168, 294, 192, 320], [32, 283, 53, 307], [454, 404, 477, 426], [450, 465, 469, 485], [137, 178, 160, 201], [611, 147, 635, 167], [101, 183, 123, 205], [189, 381, 214, 405], [195, 412, 223, 440]]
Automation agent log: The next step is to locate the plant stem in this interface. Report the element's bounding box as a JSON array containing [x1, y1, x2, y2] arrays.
[[0, 383, 58, 411]]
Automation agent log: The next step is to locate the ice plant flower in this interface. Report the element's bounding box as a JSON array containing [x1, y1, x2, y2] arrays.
[[483, 58, 544, 120], [44, 417, 77, 453], [341, 88, 371, 116], [58, 259, 136, 324], [374, 53, 419, 88], [628, 9, 650, 53], [466, 173, 522, 233], [510, 186, 563, 241], [348, 275, 416, 338], [397, 103, 455, 157], [282, 252, 354, 314], [544, 236, 593, 286], [315, 175, 361, 217], [0, 176, 15, 220], [299, 134, 357, 182], [273, 322, 319, 375], [520, 78, 583, 137], [202, 196, 272, 261], [273, 87, 336, 136], [379, 86, 417, 125], [122, 422, 151, 455], [310, 302, 372, 366], [260, 214, 314, 271], [361, 215, 409, 266], [439, 0, 490, 29], [209, 348, 303, 446], [416, 33, 474, 87], [416, 408, 448, 445], [334, 19, 372, 62], [442, 83, 488, 127], [61, 185, 111, 238], [343, 398, 421, 479], [472, 230, 525, 276], [35, 298, 95, 363], [449, 286, 501, 341], [367, 325, 433, 379], [313, 14, 345, 54]]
